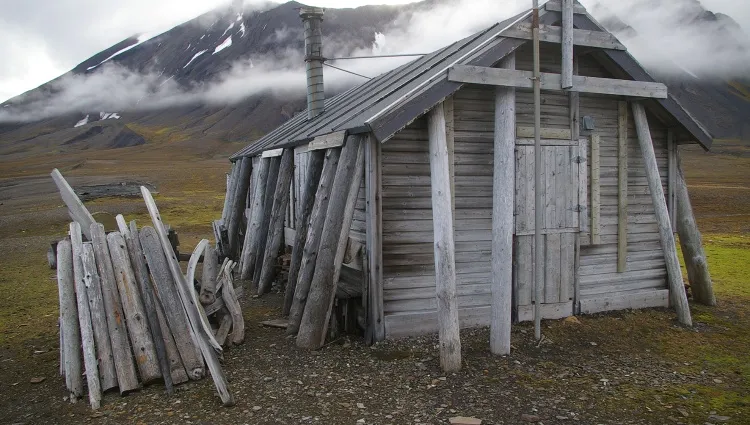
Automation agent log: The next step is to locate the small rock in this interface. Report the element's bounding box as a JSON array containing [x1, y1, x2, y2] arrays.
[[449, 417, 482, 425], [589, 342, 597, 346], [713, 379, 723, 384], [357, 403, 365, 409], [356, 420, 365, 424], [676, 408, 689, 418], [252, 406, 262, 411], [556, 416, 569, 420], [563, 316, 581, 325], [707, 415, 730, 423], [30, 377, 45, 384], [521, 414, 541, 422]]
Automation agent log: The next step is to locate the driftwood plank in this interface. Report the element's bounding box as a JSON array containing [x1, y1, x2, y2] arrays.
[[56, 239, 83, 400], [258, 149, 294, 295], [215, 310, 233, 346], [90, 223, 139, 394], [124, 219, 173, 394], [252, 156, 282, 288], [220, 262, 244, 345], [154, 295, 189, 385], [200, 245, 219, 305], [240, 157, 271, 280], [141, 187, 234, 406], [297, 136, 365, 349], [228, 157, 253, 258], [70, 223, 101, 409], [80, 242, 118, 392], [140, 226, 204, 380], [284, 149, 325, 316], [52, 170, 96, 240], [287, 148, 342, 335]]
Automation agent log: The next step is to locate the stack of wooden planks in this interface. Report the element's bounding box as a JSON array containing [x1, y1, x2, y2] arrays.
[[52, 169, 242, 409]]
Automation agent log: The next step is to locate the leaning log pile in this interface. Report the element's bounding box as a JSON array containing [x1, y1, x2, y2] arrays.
[[215, 136, 366, 351], [52, 169, 241, 409]]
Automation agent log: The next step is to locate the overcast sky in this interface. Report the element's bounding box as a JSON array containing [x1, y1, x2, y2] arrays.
[[0, 0, 747, 103]]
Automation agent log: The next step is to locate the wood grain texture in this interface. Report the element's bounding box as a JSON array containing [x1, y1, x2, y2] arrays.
[[56, 239, 83, 399], [365, 136, 385, 342], [228, 157, 252, 258], [240, 157, 270, 280], [52, 170, 96, 240], [618, 101, 629, 272], [252, 156, 282, 288]]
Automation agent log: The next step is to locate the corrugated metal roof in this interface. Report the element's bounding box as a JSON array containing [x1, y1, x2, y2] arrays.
[[232, 2, 712, 159]]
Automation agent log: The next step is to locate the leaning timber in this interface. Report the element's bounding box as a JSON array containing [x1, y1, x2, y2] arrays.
[[632, 102, 692, 326], [80, 242, 118, 392], [153, 294, 190, 385], [297, 136, 365, 349], [52, 170, 96, 240], [284, 149, 325, 316], [140, 226, 204, 380], [240, 157, 271, 280], [70, 223, 102, 409], [56, 239, 83, 400], [228, 156, 253, 258], [287, 148, 342, 335], [90, 223, 139, 394], [252, 156, 282, 287], [258, 149, 294, 295], [675, 151, 715, 305]]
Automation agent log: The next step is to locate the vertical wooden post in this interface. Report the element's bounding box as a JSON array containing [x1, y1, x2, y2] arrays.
[[287, 148, 342, 335], [296, 137, 365, 349], [240, 157, 270, 280], [258, 149, 294, 295], [365, 136, 385, 343], [444, 96, 455, 212], [284, 150, 325, 317], [427, 102, 462, 372], [252, 156, 282, 287], [221, 162, 238, 227], [80, 242, 118, 392], [675, 150, 715, 306], [490, 53, 515, 356], [631, 102, 692, 326], [228, 157, 253, 259], [668, 129, 677, 232], [618, 101, 629, 272], [56, 239, 83, 400], [591, 133, 601, 245], [561, 0, 574, 90], [70, 223, 101, 409], [200, 246, 218, 305], [107, 231, 162, 384], [90, 223, 139, 393]]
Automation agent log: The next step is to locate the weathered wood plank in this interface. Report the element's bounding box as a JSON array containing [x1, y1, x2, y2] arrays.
[[107, 231, 161, 384], [502, 23, 626, 50], [448, 66, 668, 99], [90, 223, 139, 393], [288, 148, 341, 335], [56, 239, 83, 399], [561, 0, 574, 89], [220, 261, 245, 345], [307, 130, 347, 151], [200, 245, 218, 305], [618, 101, 629, 272], [139, 226, 204, 381], [591, 134, 601, 244], [517, 126, 571, 139], [153, 293, 189, 385], [252, 156, 282, 288], [80, 242, 118, 392], [285, 150, 325, 317], [490, 53, 515, 356], [141, 187, 234, 405], [365, 135, 386, 343], [631, 102, 691, 326], [51, 170, 96, 240], [228, 156, 252, 259], [258, 149, 294, 295], [70, 223, 101, 409], [240, 157, 270, 280], [579, 289, 669, 314], [544, 0, 586, 14], [297, 136, 365, 349], [427, 103, 461, 371]]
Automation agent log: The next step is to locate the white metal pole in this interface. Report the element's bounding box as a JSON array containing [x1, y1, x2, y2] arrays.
[[532, 0, 543, 341]]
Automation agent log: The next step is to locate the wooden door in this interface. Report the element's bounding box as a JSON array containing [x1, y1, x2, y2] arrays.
[[513, 140, 585, 321]]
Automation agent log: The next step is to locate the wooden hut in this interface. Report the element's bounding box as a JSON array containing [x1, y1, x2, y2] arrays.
[[219, 1, 714, 362]]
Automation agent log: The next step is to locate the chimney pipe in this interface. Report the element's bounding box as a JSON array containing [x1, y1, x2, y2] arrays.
[[299, 7, 325, 120]]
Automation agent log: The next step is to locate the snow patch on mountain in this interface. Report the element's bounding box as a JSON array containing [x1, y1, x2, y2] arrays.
[[99, 112, 121, 120], [222, 23, 235, 37], [214, 37, 232, 54], [74, 115, 90, 128], [87, 32, 160, 71], [239, 22, 246, 37], [184, 50, 208, 68]]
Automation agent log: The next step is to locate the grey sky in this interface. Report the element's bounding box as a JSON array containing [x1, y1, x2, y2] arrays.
[[0, 0, 747, 103]]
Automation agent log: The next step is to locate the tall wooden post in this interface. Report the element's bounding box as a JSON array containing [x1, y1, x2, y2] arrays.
[[365, 136, 385, 342], [258, 149, 294, 295], [296, 137, 365, 349], [427, 102, 462, 372], [228, 156, 252, 259], [631, 102, 692, 326], [561, 0, 574, 89], [252, 156, 282, 287], [240, 157, 271, 280], [675, 150, 715, 305], [284, 149, 326, 316], [491, 53, 516, 356], [56, 239, 83, 400]]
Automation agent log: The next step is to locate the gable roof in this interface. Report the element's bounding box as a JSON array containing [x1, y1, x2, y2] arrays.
[[231, 2, 712, 159]]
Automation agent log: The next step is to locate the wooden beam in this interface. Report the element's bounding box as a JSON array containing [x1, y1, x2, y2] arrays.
[[545, 0, 586, 14], [448, 65, 668, 99], [591, 134, 601, 245], [51, 169, 96, 240], [491, 53, 515, 356], [618, 101, 628, 272], [365, 136, 385, 343], [287, 148, 342, 335], [296, 137, 365, 350], [261, 148, 284, 158], [200, 245, 218, 305], [631, 102, 692, 326], [502, 24, 626, 51], [220, 162, 238, 231], [444, 96, 455, 212], [427, 102, 462, 372], [668, 129, 677, 232], [239, 157, 271, 280], [252, 156, 282, 288], [517, 126, 571, 139], [228, 156, 252, 259], [307, 130, 347, 151], [258, 149, 294, 295], [284, 150, 326, 317], [69, 223, 101, 409], [56, 238, 83, 400], [675, 150, 715, 306], [561, 0, 574, 89]]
